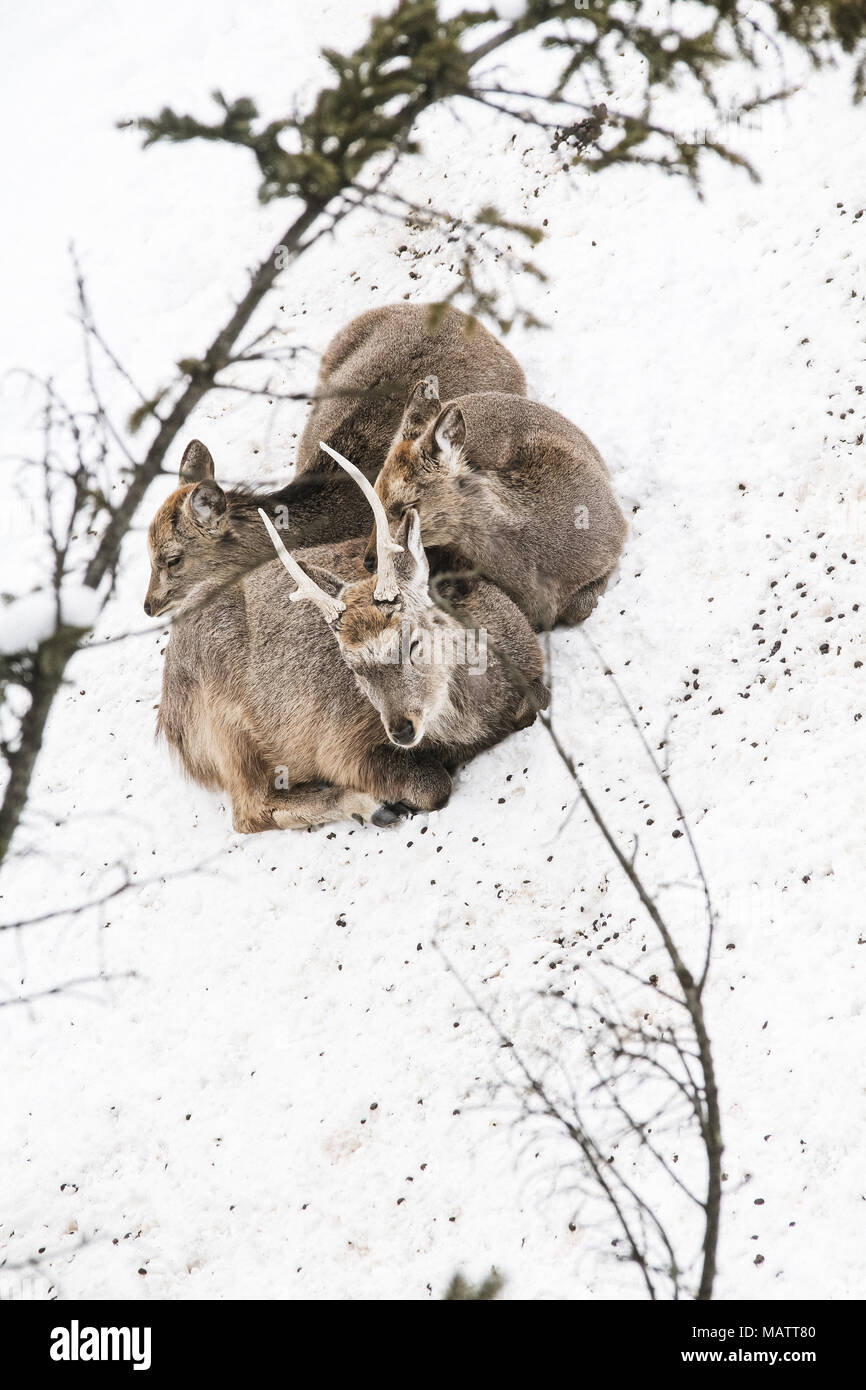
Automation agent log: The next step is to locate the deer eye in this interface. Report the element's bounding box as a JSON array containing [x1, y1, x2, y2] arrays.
[[164, 555, 182, 569], [409, 637, 423, 664]]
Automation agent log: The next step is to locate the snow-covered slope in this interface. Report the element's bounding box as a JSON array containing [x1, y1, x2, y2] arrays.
[[1, 2, 863, 1300]]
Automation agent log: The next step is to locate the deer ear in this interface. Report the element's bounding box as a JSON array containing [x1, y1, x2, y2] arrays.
[[395, 508, 429, 593], [432, 404, 466, 464], [188, 479, 227, 532], [179, 439, 215, 485], [400, 375, 441, 440]]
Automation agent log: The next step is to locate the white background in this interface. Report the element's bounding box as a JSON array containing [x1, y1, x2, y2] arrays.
[[0, 2, 863, 1300]]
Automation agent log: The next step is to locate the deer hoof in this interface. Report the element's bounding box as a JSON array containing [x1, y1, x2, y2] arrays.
[[371, 802, 411, 827]]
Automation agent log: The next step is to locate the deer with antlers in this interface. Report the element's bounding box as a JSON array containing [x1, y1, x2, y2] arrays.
[[152, 442, 548, 832], [143, 304, 526, 621]]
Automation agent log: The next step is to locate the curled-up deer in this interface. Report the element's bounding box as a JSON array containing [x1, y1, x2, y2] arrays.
[[151, 441, 548, 833], [143, 304, 527, 619], [366, 381, 628, 631], [296, 302, 526, 478]]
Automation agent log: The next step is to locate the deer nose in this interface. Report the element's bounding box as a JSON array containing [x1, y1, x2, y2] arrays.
[[389, 718, 416, 746], [143, 599, 152, 616], [363, 551, 376, 573]]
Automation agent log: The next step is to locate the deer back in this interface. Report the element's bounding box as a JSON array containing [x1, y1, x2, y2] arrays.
[[372, 390, 627, 631], [297, 303, 526, 477]]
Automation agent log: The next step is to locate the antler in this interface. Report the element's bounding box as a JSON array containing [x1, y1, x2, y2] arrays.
[[257, 508, 345, 624], [319, 441, 402, 603]]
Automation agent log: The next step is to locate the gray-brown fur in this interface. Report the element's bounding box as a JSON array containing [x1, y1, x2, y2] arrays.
[[145, 305, 525, 620], [143, 440, 374, 620], [151, 451, 547, 832], [296, 303, 526, 476], [366, 385, 628, 631], [144, 442, 375, 622]]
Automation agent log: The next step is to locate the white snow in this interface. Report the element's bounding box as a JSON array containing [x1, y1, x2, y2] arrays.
[[0, 2, 863, 1301], [0, 587, 102, 656], [0, 593, 61, 657]]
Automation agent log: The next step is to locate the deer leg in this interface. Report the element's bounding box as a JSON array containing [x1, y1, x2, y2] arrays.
[[189, 704, 399, 833], [217, 733, 384, 833], [360, 745, 453, 813], [559, 572, 611, 626], [512, 675, 551, 730], [207, 724, 278, 834], [267, 782, 391, 830], [234, 747, 451, 832]]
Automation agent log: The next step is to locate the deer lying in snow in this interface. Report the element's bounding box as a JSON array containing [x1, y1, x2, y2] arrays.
[[143, 305, 526, 618], [150, 442, 548, 832], [295, 302, 526, 477], [364, 380, 627, 631]]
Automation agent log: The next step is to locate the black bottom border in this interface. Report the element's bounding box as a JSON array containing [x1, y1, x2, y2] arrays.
[[5, 1297, 859, 1376]]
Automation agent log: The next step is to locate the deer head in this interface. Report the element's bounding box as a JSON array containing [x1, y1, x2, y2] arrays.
[[259, 442, 471, 748], [144, 440, 233, 617], [363, 376, 472, 574]]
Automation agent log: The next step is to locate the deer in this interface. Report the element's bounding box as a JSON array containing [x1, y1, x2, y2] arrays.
[[143, 304, 526, 620], [363, 380, 628, 632], [150, 441, 549, 833], [295, 302, 526, 477]]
